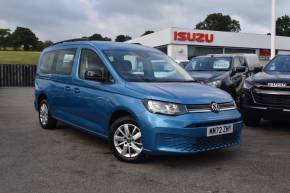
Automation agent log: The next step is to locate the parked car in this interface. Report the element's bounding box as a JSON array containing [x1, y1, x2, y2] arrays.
[[184, 54, 259, 102], [204, 54, 261, 70], [35, 39, 242, 162], [241, 55, 290, 126]]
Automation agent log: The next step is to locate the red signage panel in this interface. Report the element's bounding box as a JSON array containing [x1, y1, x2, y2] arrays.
[[173, 31, 214, 43]]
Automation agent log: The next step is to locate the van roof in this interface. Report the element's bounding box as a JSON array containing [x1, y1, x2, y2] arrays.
[[44, 40, 158, 52]]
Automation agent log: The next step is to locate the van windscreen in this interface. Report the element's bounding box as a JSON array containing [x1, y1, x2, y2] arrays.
[[103, 50, 193, 82]]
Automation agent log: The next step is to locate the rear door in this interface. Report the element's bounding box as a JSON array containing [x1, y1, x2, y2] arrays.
[[37, 50, 57, 111], [49, 48, 77, 119]]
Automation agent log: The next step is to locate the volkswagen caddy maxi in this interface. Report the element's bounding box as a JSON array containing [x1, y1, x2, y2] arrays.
[[34, 39, 243, 162]]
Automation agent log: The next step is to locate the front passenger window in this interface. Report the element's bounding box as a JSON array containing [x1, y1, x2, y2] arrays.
[[79, 49, 107, 79]]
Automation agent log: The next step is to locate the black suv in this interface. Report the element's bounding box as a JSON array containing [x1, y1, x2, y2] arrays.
[[185, 55, 248, 102], [241, 55, 290, 126]]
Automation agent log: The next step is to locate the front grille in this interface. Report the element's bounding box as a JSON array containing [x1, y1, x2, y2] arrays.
[[159, 135, 195, 152], [186, 118, 241, 128], [243, 90, 254, 105], [192, 132, 240, 152], [252, 91, 290, 107], [158, 131, 240, 153], [255, 84, 290, 91], [186, 102, 236, 113]]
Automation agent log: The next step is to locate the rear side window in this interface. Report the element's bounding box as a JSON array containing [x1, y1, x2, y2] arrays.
[[55, 49, 76, 75], [39, 51, 56, 74]]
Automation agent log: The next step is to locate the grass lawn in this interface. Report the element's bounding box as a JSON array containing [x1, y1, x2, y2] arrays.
[[0, 51, 40, 64]]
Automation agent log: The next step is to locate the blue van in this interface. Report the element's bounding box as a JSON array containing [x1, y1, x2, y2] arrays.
[[34, 39, 243, 162]]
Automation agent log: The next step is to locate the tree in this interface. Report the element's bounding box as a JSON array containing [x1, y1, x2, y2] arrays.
[[276, 15, 290, 37], [33, 40, 54, 51], [141, 30, 154, 36], [88, 33, 111, 41], [195, 13, 241, 32], [33, 41, 44, 51], [115, 35, 132, 42], [0, 28, 11, 50], [42, 40, 53, 48], [10, 27, 38, 50]]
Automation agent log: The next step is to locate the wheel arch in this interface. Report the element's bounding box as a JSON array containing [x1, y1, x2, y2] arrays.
[[37, 93, 47, 110], [109, 109, 136, 128]]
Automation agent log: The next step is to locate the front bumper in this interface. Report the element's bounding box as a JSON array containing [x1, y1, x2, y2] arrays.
[[241, 90, 290, 119], [135, 110, 242, 154], [241, 104, 290, 119]]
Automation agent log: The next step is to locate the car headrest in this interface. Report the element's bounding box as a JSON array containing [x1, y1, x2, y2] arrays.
[[120, 60, 132, 72]]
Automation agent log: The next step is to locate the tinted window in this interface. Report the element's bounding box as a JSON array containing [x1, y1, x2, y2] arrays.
[[39, 51, 56, 74], [188, 46, 223, 59], [224, 48, 255, 54], [55, 49, 76, 75], [79, 49, 107, 79], [264, 55, 290, 72]]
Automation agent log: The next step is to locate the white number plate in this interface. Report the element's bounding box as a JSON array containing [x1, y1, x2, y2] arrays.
[[207, 124, 233, 137]]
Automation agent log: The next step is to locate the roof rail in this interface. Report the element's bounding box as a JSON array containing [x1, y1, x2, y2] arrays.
[[131, 43, 142, 45], [52, 38, 89, 45]]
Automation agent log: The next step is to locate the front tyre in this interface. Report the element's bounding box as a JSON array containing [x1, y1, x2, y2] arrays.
[[110, 116, 145, 163], [39, 100, 57, 129]]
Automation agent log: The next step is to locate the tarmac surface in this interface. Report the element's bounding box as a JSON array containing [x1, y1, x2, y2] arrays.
[[0, 87, 290, 193]]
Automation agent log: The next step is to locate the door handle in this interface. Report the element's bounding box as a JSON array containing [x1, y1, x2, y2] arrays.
[[74, 88, 80, 93], [64, 86, 71, 92]]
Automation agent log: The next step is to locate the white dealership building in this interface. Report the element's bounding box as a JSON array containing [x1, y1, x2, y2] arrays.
[[127, 27, 290, 63]]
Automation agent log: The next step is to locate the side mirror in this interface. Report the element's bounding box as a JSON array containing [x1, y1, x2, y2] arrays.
[[254, 66, 263, 73], [85, 70, 105, 82], [234, 66, 246, 73], [242, 62, 247, 67]]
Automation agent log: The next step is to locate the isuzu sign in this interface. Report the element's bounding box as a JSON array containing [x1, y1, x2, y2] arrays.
[[173, 31, 214, 43]]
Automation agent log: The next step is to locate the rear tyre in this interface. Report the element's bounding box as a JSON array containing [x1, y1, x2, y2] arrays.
[[243, 114, 261, 127], [110, 116, 145, 163], [39, 100, 57, 129]]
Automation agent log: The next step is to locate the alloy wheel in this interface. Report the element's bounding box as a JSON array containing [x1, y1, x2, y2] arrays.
[[113, 123, 143, 158], [39, 103, 49, 126]]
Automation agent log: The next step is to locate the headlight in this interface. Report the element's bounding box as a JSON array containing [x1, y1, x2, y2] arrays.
[[243, 81, 253, 90], [143, 100, 187, 115], [207, 80, 222, 88]]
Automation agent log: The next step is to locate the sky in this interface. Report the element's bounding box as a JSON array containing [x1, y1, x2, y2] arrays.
[[0, 0, 289, 42]]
